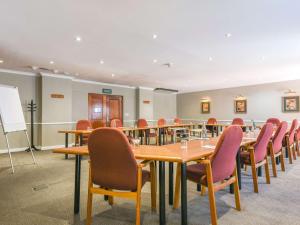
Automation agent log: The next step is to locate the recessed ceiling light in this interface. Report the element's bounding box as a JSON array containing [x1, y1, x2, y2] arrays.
[[153, 59, 158, 63], [53, 69, 59, 74], [75, 36, 82, 42], [111, 73, 115, 77], [31, 66, 38, 70], [0, 59, 4, 64], [153, 34, 158, 39], [226, 33, 232, 38], [49, 61, 54, 64], [208, 57, 213, 61], [261, 56, 266, 61], [100, 60, 104, 64]]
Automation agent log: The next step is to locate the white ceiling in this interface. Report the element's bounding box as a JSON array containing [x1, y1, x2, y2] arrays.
[[0, 0, 300, 92]]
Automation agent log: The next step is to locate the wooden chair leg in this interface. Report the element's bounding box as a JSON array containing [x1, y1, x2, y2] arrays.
[[280, 152, 285, 172], [264, 157, 271, 184], [270, 150, 277, 177], [250, 151, 259, 193], [150, 162, 157, 211], [297, 141, 300, 157], [201, 185, 206, 196], [136, 168, 142, 225], [292, 144, 297, 160], [244, 164, 247, 172], [173, 163, 181, 209], [206, 162, 218, 225], [233, 168, 241, 211], [108, 189, 114, 206], [287, 144, 293, 164], [86, 164, 93, 225]]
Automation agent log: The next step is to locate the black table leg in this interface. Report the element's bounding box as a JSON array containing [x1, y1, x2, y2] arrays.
[[169, 162, 173, 205], [163, 128, 166, 145], [197, 183, 201, 192], [257, 167, 262, 177], [79, 134, 83, 146], [181, 163, 188, 225], [159, 161, 166, 225], [74, 154, 82, 214], [216, 125, 219, 136], [159, 128, 162, 146], [231, 149, 242, 194], [65, 133, 69, 159]]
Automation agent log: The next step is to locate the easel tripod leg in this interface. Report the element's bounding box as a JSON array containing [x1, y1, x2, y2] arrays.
[[4, 134, 14, 173], [25, 131, 37, 164]]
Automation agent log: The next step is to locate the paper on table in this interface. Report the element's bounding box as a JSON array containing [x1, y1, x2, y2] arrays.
[[203, 145, 215, 149], [243, 137, 256, 140]]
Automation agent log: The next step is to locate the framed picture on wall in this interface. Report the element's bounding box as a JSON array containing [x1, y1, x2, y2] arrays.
[[282, 96, 299, 112], [234, 99, 247, 113], [201, 102, 210, 114]]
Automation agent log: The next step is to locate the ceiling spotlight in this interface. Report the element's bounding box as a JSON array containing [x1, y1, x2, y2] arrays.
[[31, 66, 38, 70], [226, 33, 232, 38], [152, 34, 158, 39], [153, 59, 158, 63], [100, 60, 104, 64], [208, 57, 213, 61], [0, 59, 4, 63], [111, 73, 115, 77], [75, 36, 82, 42], [53, 69, 59, 74], [49, 61, 54, 64], [261, 56, 266, 61]]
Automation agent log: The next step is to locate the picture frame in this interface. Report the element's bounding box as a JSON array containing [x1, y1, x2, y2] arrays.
[[201, 101, 210, 114], [234, 99, 247, 113], [282, 96, 299, 112]]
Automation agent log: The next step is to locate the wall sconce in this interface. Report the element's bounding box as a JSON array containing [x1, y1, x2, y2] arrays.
[[235, 94, 246, 100]]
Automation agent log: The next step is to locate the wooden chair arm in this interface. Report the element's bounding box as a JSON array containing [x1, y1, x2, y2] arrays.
[[138, 160, 154, 168]]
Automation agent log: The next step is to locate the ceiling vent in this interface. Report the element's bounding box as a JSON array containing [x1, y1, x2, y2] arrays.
[[154, 88, 178, 93]]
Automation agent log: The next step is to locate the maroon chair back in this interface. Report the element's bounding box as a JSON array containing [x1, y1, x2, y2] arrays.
[[174, 118, 182, 124], [137, 119, 148, 128], [232, 118, 244, 126], [210, 125, 243, 183], [157, 118, 167, 126], [254, 123, 273, 162], [266, 118, 281, 127], [207, 118, 217, 125], [288, 119, 298, 144], [110, 119, 123, 128], [76, 120, 92, 130], [91, 120, 105, 129], [88, 128, 138, 190], [272, 121, 288, 154]]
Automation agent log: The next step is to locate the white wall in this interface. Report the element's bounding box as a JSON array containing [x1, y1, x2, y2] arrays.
[[154, 93, 177, 120], [177, 79, 300, 122]]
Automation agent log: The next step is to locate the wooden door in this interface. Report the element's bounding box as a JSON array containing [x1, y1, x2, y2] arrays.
[[88, 93, 123, 126], [106, 95, 123, 126], [88, 93, 105, 123]]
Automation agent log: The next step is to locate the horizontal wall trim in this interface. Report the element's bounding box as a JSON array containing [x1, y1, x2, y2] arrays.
[[0, 68, 36, 77], [73, 78, 136, 89]]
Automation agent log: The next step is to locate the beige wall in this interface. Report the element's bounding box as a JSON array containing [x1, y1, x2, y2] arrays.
[[177, 80, 300, 122], [0, 70, 177, 151]]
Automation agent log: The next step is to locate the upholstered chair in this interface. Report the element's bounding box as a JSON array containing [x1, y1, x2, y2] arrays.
[[285, 119, 298, 164], [86, 128, 156, 225], [137, 119, 158, 145]]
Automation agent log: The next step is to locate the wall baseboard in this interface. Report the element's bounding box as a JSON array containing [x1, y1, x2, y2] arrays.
[[0, 143, 75, 154]]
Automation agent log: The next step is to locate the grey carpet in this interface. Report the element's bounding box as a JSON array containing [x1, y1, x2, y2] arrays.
[[0, 150, 300, 225]]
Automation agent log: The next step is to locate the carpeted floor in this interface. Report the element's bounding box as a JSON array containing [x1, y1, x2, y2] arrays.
[[0, 150, 300, 225]]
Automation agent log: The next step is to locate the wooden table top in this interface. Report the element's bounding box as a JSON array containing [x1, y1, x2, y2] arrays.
[[53, 132, 259, 163], [58, 123, 193, 134]]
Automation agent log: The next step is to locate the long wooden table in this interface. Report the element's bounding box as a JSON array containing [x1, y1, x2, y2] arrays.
[[194, 123, 253, 137], [53, 132, 258, 225]]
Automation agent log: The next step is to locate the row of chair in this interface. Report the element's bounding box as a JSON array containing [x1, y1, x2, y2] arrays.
[[84, 117, 300, 225]]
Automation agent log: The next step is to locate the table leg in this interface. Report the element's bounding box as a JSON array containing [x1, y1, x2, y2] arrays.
[[216, 125, 219, 136], [65, 133, 69, 159], [231, 149, 242, 193], [159, 128, 162, 146], [181, 163, 188, 225], [169, 162, 173, 205], [197, 183, 201, 192], [257, 167, 262, 177], [163, 128, 166, 145], [159, 161, 166, 225], [74, 155, 82, 214], [79, 134, 83, 146]]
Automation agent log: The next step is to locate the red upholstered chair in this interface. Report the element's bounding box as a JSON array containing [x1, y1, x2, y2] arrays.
[[266, 118, 281, 128], [268, 121, 288, 177], [206, 118, 218, 136], [91, 120, 105, 129], [110, 119, 123, 128], [232, 118, 244, 126], [137, 119, 158, 145], [285, 119, 298, 164], [174, 118, 182, 124], [241, 123, 273, 193], [86, 128, 156, 225], [174, 126, 243, 225], [75, 120, 92, 145], [294, 127, 300, 157]]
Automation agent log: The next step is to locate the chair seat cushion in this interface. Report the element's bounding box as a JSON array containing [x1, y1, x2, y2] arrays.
[[186, 163, 206, 184]]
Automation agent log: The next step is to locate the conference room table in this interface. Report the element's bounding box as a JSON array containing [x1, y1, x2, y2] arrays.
[[193, 123, 253, 137], [53, 131, 258, 225]]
